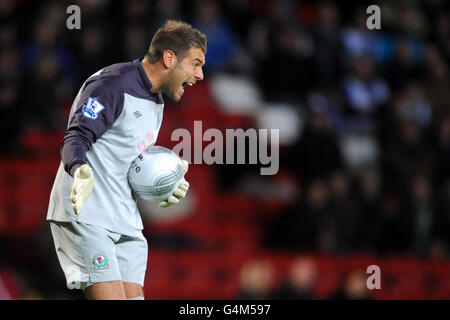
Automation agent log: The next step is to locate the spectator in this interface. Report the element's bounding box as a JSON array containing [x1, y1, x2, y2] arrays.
[[433, 184, 450, 257], [327, 170, 360, 252], [77, 24, 108, 81], [406, 174, 435, 256], [342, 54, 390, 133], [377, 194, 410, 253], [150, 0, 183, 34], [21, 13, 77, 83], [0, 80, 21, 154], [355, 171, 383, 252], [237, 259, 275, 300], [435, 115, 450, 188], [255, 17, 314, 101], [192, 0, 238, 73], [20, 53, 73, 129], [312, 1, 342, 90], [423, 45, 450, 122], [383, 118, 435, 193], [331, 270, 371, 300], [387, 36, 425, 90], [122, 23, 149, 61], [293, 103, 344, 183], [275, 257, 318, 299], [397, 82, 432, 128], [293, 179, 332, 252], [341, 7, 377, 59]]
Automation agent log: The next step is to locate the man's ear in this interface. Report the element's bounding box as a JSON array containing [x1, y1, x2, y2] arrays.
[[162, 50, 177, 69]]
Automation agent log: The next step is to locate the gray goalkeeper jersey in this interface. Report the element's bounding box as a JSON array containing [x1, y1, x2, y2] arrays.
[[47, 59, 164, 236]]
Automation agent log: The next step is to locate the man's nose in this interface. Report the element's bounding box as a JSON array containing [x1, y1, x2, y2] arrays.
[[195, 68, 204, 81]]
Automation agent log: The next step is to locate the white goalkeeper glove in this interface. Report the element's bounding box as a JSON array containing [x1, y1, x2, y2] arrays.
[[159, 160, 190, 208], [70, 164, 94, 214]]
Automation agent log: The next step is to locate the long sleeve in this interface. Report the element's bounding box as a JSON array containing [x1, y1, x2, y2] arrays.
[[61, 78, 124, 176]]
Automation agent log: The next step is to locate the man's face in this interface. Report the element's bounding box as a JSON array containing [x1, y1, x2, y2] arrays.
[[163, 47, 205, 101]]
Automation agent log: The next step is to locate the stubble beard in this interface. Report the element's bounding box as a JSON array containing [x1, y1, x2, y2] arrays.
[[161, 68, 182, 102]]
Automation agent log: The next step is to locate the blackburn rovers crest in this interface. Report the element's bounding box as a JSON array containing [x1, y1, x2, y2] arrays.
[[93, 253, 109, 269]]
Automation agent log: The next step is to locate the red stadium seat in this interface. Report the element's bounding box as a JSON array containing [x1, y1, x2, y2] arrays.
[[19, 129, 64, 159]]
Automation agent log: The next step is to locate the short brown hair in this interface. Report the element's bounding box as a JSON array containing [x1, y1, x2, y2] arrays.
[[146, 20, 207, 63]]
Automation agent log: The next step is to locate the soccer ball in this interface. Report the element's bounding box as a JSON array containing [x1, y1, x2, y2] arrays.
[[128, 146, 185, 202]]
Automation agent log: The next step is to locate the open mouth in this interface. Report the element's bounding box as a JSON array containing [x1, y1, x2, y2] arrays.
[[179, 81, 194, 97]]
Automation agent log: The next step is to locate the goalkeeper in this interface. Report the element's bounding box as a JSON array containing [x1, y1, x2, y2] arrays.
[[46, 20, 206, 300]]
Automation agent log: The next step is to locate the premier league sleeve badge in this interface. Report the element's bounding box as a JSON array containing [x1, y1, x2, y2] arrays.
[[82, 97, 105, 120]]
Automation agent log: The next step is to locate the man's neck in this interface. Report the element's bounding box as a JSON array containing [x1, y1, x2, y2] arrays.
[[141, 58, 162, 94]]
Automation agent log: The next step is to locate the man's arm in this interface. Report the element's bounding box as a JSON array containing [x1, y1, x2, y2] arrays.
[[62, 79, 124, 176], [62, 79, 124, 213]]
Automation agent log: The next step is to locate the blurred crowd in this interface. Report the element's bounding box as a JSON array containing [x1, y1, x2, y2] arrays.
[[0, 0, 449, 299], [237, 257, 372, 300], [265, 0, 450, 258]]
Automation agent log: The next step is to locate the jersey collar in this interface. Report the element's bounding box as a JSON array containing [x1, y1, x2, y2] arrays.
[[134, 59, 153, 92], [134, 59, 164, 104]]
